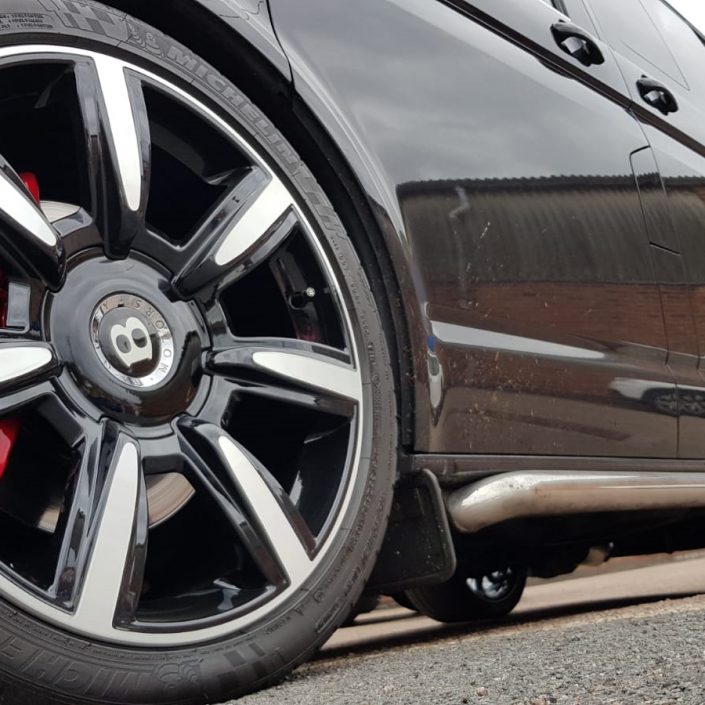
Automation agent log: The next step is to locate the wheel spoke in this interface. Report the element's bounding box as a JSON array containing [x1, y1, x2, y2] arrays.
[[173, 168, 296, 295], [0, 158, 65, 289], [180, 422, 314, 588], [115, 469, 149, 627], [52, 424, 103, 605], [75, 56, 150, 257], [177, 421, 288, 587], [46, 205, 104, 259], [0, 343, 58, 393], [0, 383, 55, 417], [69, 434, 143, 633], [207, 338, 362, 404], [217, 435, 313, 586]]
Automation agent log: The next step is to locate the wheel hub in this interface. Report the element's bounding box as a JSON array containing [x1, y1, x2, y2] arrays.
[[50, 256, 207, 425]]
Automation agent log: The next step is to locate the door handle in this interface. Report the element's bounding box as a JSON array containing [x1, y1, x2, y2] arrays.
[[551, 21, 605, 67], [637, 77, 679, 115]]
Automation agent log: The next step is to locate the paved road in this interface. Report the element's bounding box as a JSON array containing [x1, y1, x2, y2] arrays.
[[234, 556, 705, 705]]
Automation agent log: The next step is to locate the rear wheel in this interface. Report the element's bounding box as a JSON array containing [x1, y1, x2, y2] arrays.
[[392, 591, 416, 611], [0, 3, 397, 703], [405, 566, 527, 623]]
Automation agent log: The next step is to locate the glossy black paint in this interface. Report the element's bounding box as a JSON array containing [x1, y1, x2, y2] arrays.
[[0, 154, 66, 292], [49, 256, 207, 425], [269, 0, 684, 457], [583, 0, 705, 458], [191, 0, 291, 80], [74, 61, 151, 259]]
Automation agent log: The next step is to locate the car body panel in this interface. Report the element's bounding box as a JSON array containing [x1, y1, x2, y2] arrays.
[[268, 0, 681, 457], [192, 0, 291, 78], [583, 0, 705, 458]]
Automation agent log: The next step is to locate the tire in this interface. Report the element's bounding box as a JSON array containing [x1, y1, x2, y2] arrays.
[[0, 3, 397, 704], [405, 566, 527, 623], [391, 591, 416, 611], [341, 592, 380, 626]]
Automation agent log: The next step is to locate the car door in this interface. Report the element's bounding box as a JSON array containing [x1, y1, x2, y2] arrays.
[[270, 0, 678, 457], [584, 0, 705, 457], [415, 0, 679, 457]]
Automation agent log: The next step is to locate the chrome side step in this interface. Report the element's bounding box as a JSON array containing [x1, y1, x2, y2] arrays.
[[447, 471, 705, 533]]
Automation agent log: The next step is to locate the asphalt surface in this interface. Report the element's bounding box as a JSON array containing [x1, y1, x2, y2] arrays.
[[233, 556, 705, 705]]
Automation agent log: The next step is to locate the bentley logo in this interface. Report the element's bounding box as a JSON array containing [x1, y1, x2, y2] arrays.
[[110, 316, 154, 368], [91, 293, 175, 389]]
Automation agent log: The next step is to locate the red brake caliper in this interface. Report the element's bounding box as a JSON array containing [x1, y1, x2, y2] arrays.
[[0, 418, 19, 480], [19, 172, 40, 204], [0, 173, 37, 477]]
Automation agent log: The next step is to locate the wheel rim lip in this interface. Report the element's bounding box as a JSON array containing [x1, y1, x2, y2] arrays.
[[0, 44, 366, 646]]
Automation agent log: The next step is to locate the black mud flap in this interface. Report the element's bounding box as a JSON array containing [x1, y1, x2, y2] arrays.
[[366, 468, 456, 593]]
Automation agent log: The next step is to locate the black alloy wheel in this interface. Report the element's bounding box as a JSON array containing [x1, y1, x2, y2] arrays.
[[0, 3, 397, 704], [405, 566, 527, 623]]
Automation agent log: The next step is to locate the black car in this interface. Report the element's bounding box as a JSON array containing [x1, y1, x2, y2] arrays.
[[0, 0, 704, 702]]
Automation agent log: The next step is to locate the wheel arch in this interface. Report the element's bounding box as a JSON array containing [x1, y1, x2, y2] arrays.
[[99, 0, 420, 450]]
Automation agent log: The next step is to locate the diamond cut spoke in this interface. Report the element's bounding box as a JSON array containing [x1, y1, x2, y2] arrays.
[[251, 349, 361, 401], [208, 339, 362, 404], [115, 469, 149, 627], [177, 421, 289, 587], [0, 163, 57, 247], [173, 168, 296, 295], [93, 56, 145, 214], [72, 437, 142, 633], [75, 57, 151, 257], [0, 158, 65, 289], [0, 343, 58, 392], [214, 176, 292, 266], [216, 433, 313, 586], [182, 422, 313, 587]]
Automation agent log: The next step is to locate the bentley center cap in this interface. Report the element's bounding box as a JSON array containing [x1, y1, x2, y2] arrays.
[[90, 293, 175, 389]]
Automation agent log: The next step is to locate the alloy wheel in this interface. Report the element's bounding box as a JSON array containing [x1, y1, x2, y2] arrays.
[[0, 45, 365, 647], [467, 568, 518, 601]]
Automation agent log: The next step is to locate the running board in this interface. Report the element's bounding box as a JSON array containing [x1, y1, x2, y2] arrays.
[[447, 471, 705, 533]]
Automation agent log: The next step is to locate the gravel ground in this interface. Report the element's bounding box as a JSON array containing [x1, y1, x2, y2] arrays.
[[233, 595, 705, 705]]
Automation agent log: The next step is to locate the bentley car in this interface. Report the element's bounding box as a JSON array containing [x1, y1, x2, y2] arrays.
[[0, 0, 704, 702]]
